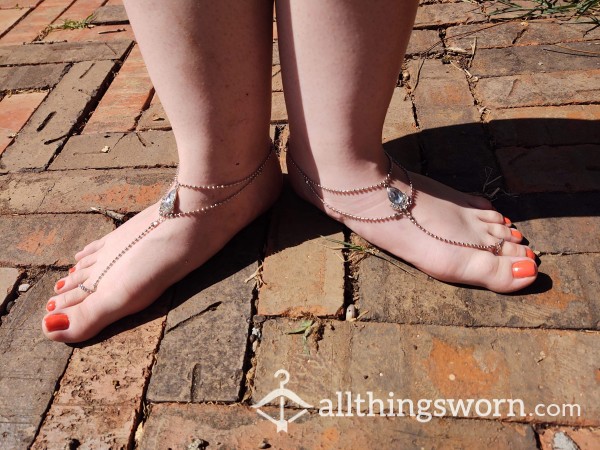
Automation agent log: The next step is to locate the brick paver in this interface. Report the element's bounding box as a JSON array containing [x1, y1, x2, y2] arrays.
[[254, 320, 600, 426], [84, 45, 153, 133], [0, 91, 46, 154], [1, 60, 118, 172], [1, 0, 599, 447]]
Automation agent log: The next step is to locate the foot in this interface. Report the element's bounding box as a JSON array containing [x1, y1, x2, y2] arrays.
[[43, 151, 282, 343], [288, 152, 538, 293]]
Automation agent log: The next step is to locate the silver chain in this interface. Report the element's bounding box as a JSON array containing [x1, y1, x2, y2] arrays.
[[288, 151, 503, 255], [79, 147, 274, 294]]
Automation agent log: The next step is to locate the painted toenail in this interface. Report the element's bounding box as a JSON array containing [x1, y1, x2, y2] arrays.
[[69, 267, 76, 273], [46, 300, 56, 312], [526, 248, 536, 260], [503, 217, 512, 225], [510, 229, 522, 240], [512, 260, 537, 278], [45, 314, 70, 332], [55, 280, 65, 290]]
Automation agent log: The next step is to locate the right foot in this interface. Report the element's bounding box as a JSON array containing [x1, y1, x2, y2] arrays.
[[43, 150, 282, 343], [288, 151, 538, 293]]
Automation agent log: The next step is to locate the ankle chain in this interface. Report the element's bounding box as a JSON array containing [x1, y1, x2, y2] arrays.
[[79, 146, 274, 295], [288, 151, 503, 256]]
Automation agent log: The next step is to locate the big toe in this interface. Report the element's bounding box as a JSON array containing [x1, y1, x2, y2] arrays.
[[42, 295, 110, 343], [464, 252, 538, 293]]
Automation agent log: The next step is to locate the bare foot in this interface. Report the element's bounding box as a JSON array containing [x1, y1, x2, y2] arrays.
[[288, 151, 538, 293], [43, 152, 282, 343]]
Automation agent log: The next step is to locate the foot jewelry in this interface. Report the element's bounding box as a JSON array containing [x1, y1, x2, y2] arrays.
[[79, 146, 274, 294], [288, 152, 504, 256]]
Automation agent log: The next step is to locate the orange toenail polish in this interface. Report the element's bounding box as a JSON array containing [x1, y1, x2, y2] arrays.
[[55, 280, 65, 290], [504, 217, 512, 225], [45, 314, 69, 332], [526, 248, 536, 260], [511, 229, 522, 240], [69, 267, 76, 273], [512, 260, 537, 278], [46, 300, 56, 312]]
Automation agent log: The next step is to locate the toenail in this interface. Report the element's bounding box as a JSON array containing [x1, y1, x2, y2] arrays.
[[526, 248, 536, 260], [45, 314, 70, 332], [503, 217, 512, 225], [55, 280, 65, 290], [69, 267, 76, 273], [510, 229, 522, 240], [512, 260, 537, 278], [46, 300, 56, 312]]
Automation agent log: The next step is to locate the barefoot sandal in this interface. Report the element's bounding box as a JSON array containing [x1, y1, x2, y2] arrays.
[[79, 146, 274, 295], [288, 152, 504, 256]]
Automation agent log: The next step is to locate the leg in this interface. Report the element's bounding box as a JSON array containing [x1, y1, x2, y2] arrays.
[[277, 0, 537, 293], [43, 0, 281, 342]]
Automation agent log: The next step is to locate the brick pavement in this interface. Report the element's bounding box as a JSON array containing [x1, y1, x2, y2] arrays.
[[0, 1, 599, 448]]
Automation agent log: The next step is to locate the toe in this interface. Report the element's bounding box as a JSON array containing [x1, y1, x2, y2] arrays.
[[479, 210, 505, 224], [73, 253, 97, 271], [48, 285, 89, 311], [488, 223, 523, 243], [464, 252, 538, 293], [75, 239, 104, 261], [500, 242, 534, 258], [54, 268, 92, 294]]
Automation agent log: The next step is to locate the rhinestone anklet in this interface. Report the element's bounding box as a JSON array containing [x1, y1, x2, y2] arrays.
[[79, 146, 274, 295], [288, 152, 504, 256]]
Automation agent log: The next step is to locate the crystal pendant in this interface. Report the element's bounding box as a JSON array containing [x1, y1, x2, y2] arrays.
[[387, 186, 409, 211], [159, 187, 177, 216]]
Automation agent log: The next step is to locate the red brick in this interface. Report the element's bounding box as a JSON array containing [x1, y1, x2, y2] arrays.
[[445, 22, 527, 49], [90, 4, 128, 24], [0, 167, 173, 214], [0, 7, 28, 36], [495, 192, 600, 254], [0, 91, 46, 154], [0, 266, 19, 310], [518, 20, 600, 46], [137, 100, 171, 130], [481, 0, 541, 20], [407, 29, 441, 55], [498, 145, 600, 193], [272, 64, 282, 92], [259, 187, 344, 317], [474, 69, 600, 109], [471, 43, 600, 78], [1, 60, 117, 172], [382, 86, 420, 172], [140, 403, 537, 449], [357, 253, 600, 330], [53, 0, 103, 24], [0, 0, 72, 44], [271, 91, 287, 123], [50, 130, 177, 170], [538, 427, 600, 450], [44, 24, 133, 42], [0, 63, 66, 90], [486, 105, 600, 147], [414, 3, 486, 28], [84, 45, 153, 133], [0, 0, 40, 7], [0, 214, 114, 266], [147, 221, 264, 403], [33, 298, 168, 449], [0, 272, 73, 448], [254, 319, 600, 426]]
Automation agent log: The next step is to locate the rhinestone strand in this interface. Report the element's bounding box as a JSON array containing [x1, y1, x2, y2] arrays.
[[289, 151, 503, 255], [79, 147, 274, 294]]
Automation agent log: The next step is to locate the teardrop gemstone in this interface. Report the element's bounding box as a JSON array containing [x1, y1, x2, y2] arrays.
[[159, 188, 177, 216], [387, 186, 408, 211]]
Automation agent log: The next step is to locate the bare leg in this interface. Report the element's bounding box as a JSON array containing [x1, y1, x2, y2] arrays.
[[43, 0, 281, 342], [277, 0, 537, 293]]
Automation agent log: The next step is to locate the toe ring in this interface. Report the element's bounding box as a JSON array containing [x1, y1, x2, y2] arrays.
[[492, 239, 504, 256], [79, 283, 95, 294]]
